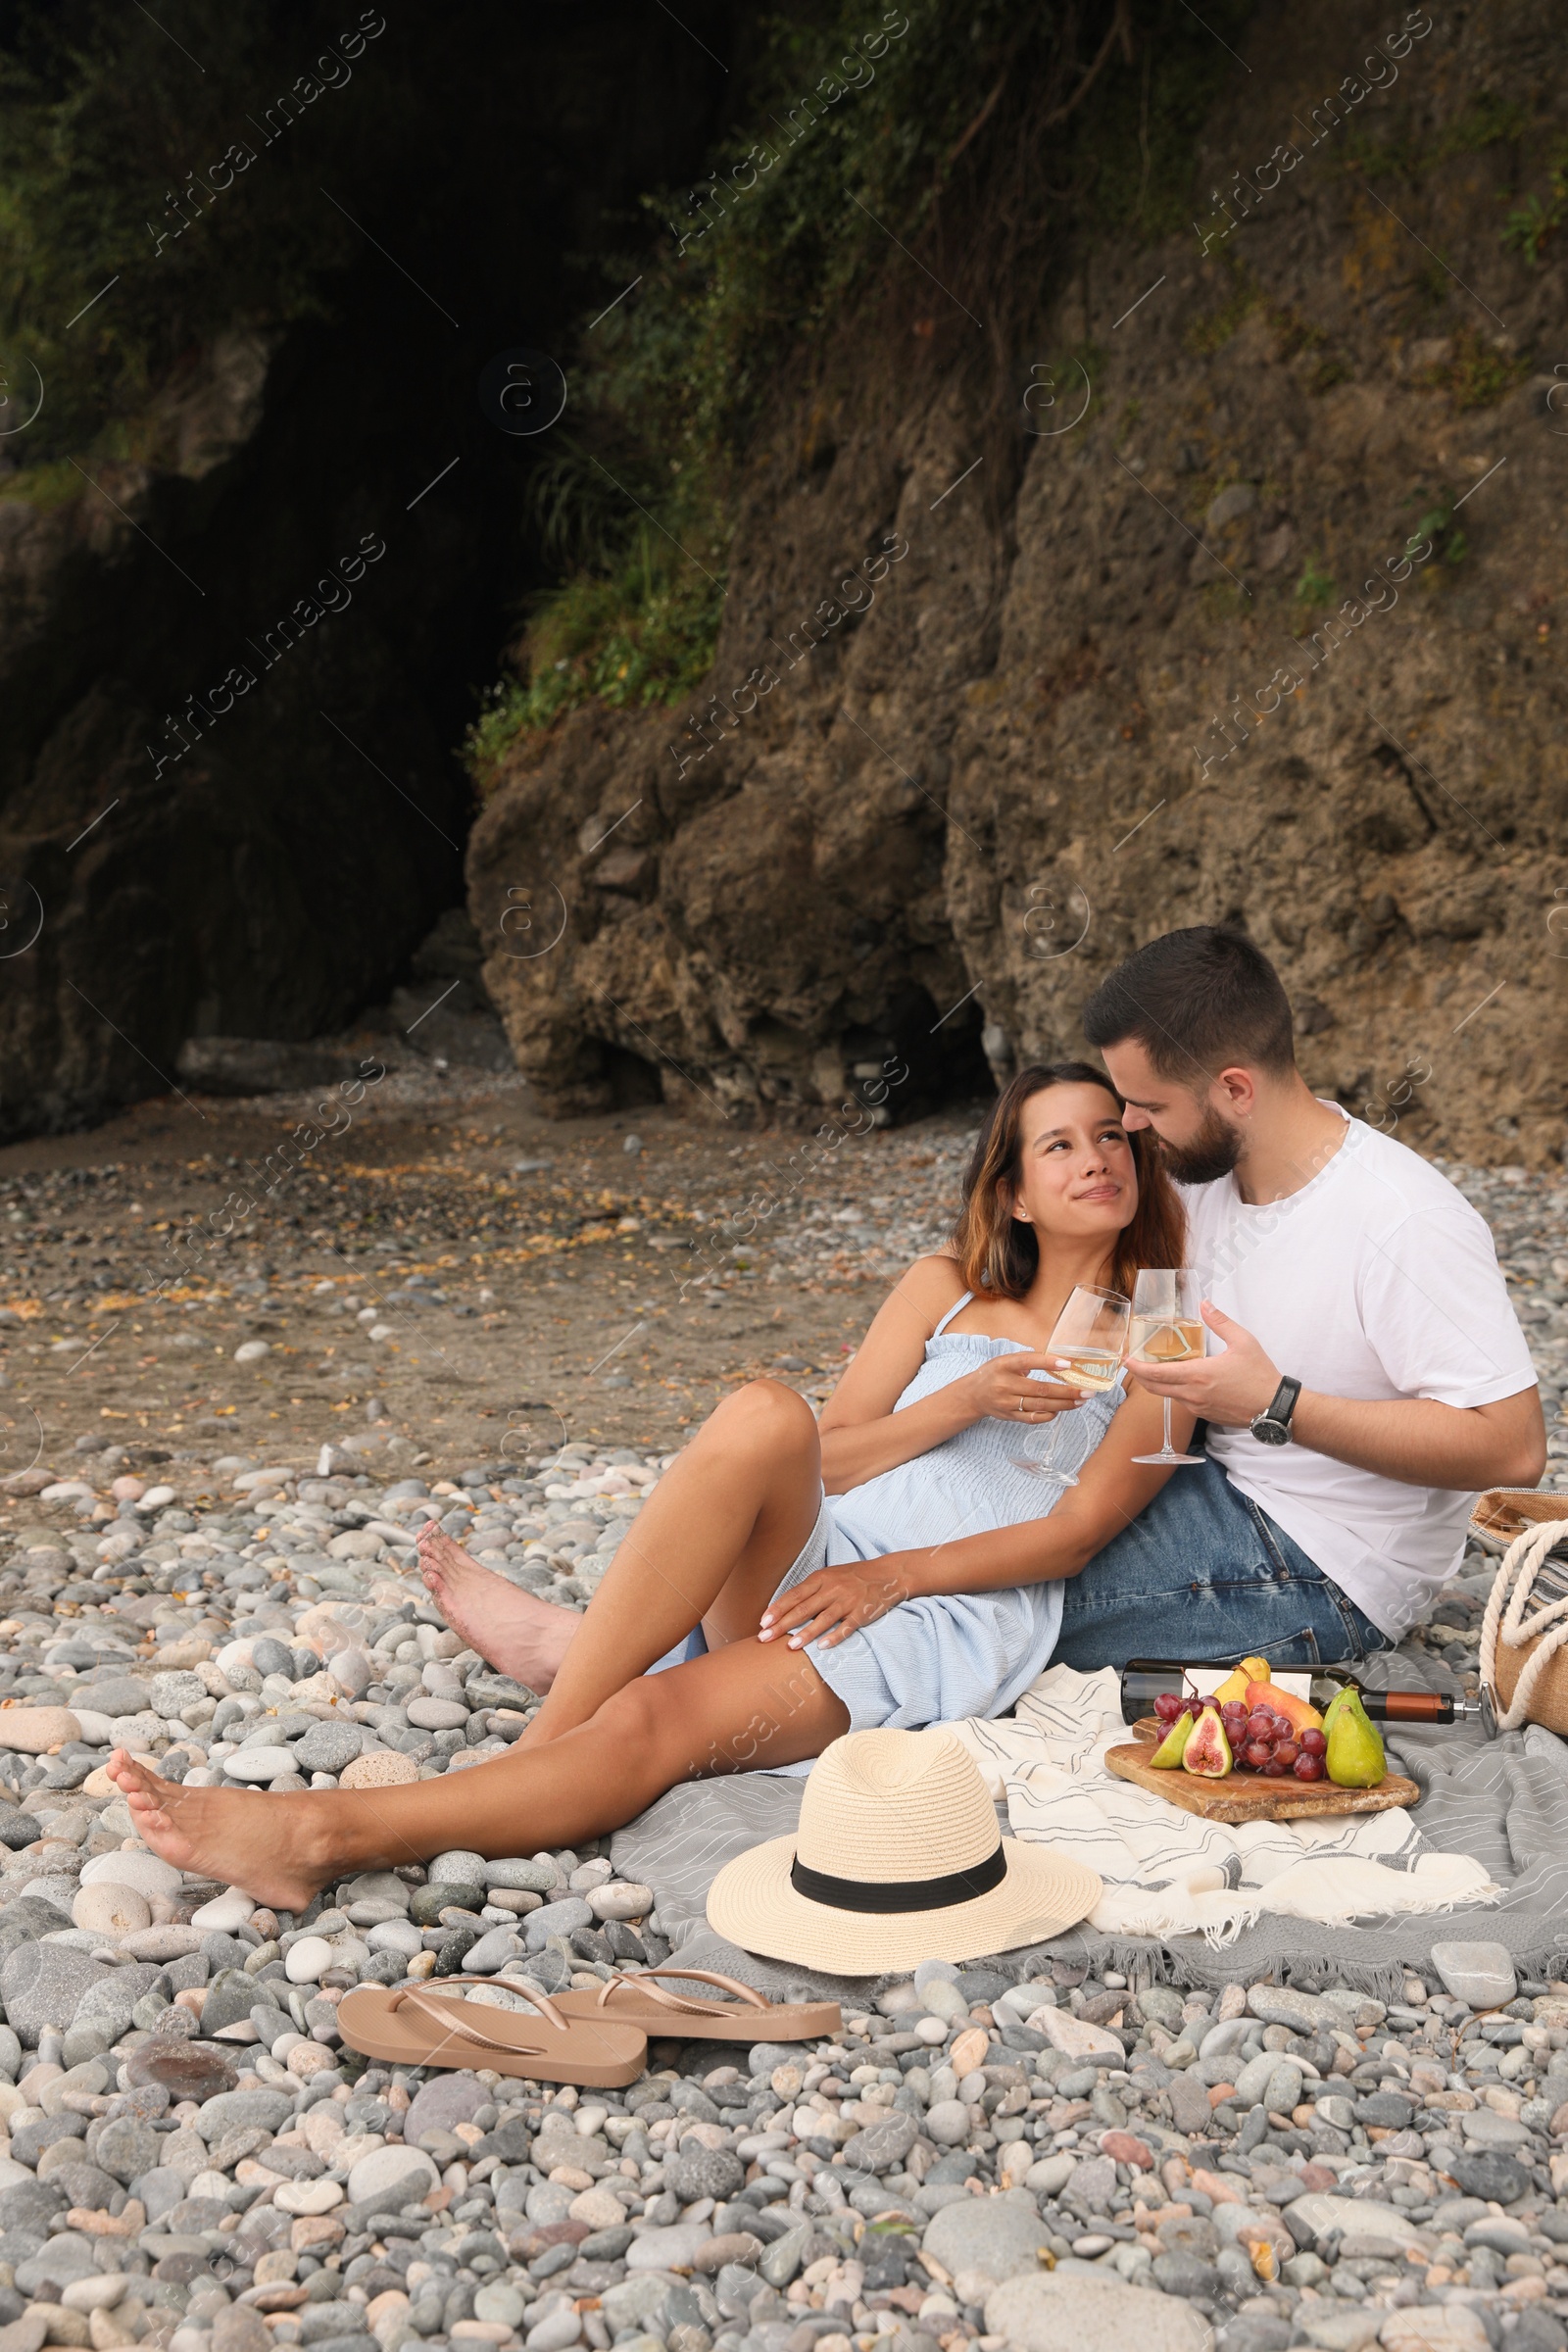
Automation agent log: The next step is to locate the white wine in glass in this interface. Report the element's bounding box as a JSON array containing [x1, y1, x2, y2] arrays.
[[1016, 1285, 1131, 1484], [1051, 1347, 1123, 1394], [1129, 1268, 1205, 1467], [1128, 1316, 1203, 1363]]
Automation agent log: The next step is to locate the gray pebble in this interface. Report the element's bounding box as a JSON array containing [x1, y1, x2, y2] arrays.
[[1246, 1984, 1334, 2035], [294, 1720, 365, 1773], [922, 2197, 1054, 2283], [460, 1925, 525, 1973], [0, 1942, 107, 2044], [197, 2086, 297, 2140], [405, 2074, 488, 2137], [428, 1847, 487, 1885], [663, 2143, 744, 2203], [1447, 2150, 1532, 2203], [839, 2111, 916, 2174], [1152, 2251, 1222, 2298], [587, 1879, 652, 1921], [985, 2270, 1212, 2351], [486, 1857, 559, 1892], [149, 1669, 208, 1718], [410, 1882, 482, 1926], [95, 2113, 164, 2182], [523, 1895, 593, 1950], [1431, 1938, 1518, 2009]]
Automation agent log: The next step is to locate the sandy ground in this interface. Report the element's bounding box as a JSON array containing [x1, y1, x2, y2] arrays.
[[0, 1058, 976, 1487]]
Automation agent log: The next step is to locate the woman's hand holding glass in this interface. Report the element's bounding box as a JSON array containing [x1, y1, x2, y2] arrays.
[[1016, 1284, 1132, 1485], [961, 1351, 1086, 1427]]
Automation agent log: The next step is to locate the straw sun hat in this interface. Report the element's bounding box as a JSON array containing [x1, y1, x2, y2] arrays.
[[707, 1727, 1101, 1974]]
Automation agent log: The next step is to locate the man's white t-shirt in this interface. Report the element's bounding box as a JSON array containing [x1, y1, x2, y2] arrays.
[[1180, 1109, 1538, 1639]]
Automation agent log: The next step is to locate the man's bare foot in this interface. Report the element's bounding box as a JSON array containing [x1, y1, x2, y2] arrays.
[[416, 1525, 577, 1693], [106, 1750, 332, 1913]]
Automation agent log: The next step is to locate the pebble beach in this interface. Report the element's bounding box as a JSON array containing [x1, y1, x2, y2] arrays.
[[0, 1150, 1561, 2352]]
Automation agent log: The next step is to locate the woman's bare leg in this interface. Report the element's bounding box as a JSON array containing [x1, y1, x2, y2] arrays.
[[419, 1381, 822, 1728], [106, 1636, 849, 1912]]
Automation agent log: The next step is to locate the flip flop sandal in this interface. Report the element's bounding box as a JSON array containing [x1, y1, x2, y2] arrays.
[[336, 1976, 648, 2086], [555, 1966, 841, 2043]]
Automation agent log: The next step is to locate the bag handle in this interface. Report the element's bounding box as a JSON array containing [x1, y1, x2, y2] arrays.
[[1480, 1517, 1568, 1732]]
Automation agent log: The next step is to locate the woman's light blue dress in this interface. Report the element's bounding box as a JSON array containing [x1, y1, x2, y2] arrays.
[[651, 1291, 1125, 1733], [779, 1290, 1124, 1728]]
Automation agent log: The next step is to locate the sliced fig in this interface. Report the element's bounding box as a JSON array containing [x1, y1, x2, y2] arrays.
[[1182, 1703, 1233, 1779]]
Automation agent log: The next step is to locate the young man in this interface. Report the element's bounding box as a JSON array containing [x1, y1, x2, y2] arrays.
[[1055, 925, 1544, 1670]]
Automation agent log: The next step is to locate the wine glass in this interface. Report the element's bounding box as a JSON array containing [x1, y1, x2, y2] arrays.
[[1129, 1268, 1206, 1467], [1014, 1284, 1131, 1485]]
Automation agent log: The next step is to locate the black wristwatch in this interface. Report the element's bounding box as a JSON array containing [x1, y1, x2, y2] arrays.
[[1250, 1376, 1301, 1446]]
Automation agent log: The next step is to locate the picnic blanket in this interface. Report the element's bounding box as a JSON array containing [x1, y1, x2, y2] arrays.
[[946, 1667, 1494, 1942], [612, 1651, 1568, 2003]]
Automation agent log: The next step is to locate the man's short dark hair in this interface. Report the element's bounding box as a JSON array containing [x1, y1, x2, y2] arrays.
[[1082, 925, 1297, 1083]]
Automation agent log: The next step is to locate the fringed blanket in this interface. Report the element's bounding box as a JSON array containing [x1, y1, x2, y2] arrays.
[[613, 1653, 1568, 2001]]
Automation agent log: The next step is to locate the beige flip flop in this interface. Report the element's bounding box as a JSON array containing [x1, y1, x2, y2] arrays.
[[336, 1975, 648, 2086], [555, 1966, 841, 2042]]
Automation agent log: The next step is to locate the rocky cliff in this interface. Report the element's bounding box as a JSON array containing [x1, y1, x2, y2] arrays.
[[0, 0, 735, 1137], [471, 0, 1568, 1167]]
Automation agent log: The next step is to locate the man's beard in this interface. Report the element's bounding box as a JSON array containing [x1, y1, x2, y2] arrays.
[[1154, 1106, 1244, 1186]]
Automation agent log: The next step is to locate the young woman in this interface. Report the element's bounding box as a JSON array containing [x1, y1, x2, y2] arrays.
[[109, 1063, 1193, 1910]]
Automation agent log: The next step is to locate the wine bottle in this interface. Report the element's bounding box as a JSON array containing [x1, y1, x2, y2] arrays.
[[1120, 1657, 1485, 1728]]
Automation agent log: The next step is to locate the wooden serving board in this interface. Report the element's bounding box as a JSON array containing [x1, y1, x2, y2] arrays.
[[1106, 1733, 1419, 1824]]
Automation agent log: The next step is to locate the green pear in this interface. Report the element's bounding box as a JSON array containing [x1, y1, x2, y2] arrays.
[[1321, 1683, 1353, 1733], [1325, 1688, 1386, 1788]]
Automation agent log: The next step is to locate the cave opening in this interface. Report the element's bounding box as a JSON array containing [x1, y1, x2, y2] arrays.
[[847, 988, 995, 1127], [0, 0, 740, 1136]]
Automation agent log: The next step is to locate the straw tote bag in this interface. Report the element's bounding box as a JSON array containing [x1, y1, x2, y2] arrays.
[[1474, 1490, 1568, 1735]]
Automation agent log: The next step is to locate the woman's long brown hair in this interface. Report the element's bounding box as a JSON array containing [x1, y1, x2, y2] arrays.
[[952, 1060, 1186, 1299]]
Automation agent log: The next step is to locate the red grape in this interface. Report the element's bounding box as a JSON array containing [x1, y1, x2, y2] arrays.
[[1274, 1740, 1299, 1769], [1154, 1693, 1182, 1723], [1294, 1754, 1325, 1781], [1299, 1729, 1327, 1755], [1246, 1714, 1273, 1742], [1244, 1740, 1271, 1769], [1263, 1758, 1289, 1778]]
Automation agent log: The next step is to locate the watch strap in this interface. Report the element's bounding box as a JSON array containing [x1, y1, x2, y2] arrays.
[[1262, 1375, 1301, 1432]]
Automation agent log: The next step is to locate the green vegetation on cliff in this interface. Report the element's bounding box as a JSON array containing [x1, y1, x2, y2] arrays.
[[0, 2, 418, 466], [466, 0, 1253, 786]]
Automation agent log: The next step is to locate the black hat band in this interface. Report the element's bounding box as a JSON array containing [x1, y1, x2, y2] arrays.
[[788, 1843, 1006, 1914]]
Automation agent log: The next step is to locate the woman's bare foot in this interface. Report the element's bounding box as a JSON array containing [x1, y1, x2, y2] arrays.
[[106, 1750, 333, 1913], [416, 1526, 577, 1692]]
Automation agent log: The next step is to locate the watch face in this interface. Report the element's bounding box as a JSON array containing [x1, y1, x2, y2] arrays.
[[1252, 1417, 1288, 1445]]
